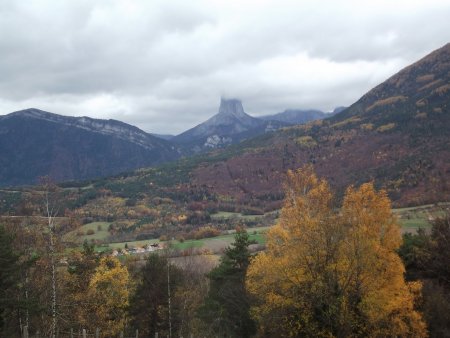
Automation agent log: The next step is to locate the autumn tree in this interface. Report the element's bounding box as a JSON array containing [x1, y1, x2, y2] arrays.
[[39, 177, 61, 338], [246, 166, 427, 337], [86, 256, 129, 336], [172, 253, 216, 337], [60, 240, 99, 330], [199, 229, 256, 337], [3, 217, 55, 337]]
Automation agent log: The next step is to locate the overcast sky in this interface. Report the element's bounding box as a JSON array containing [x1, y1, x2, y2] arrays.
[[0, 0, 449, 134]]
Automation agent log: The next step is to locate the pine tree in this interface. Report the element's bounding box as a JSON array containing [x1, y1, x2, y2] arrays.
[[199, 229, 256, 337], [129, 253, 183, 337], [0, 224, 21, 336]]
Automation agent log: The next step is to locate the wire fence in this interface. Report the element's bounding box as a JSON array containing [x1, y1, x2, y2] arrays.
[[20, 326, 163, 338]]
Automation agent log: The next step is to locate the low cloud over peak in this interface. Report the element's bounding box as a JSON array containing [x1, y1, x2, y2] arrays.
[[0, 0, 449, 134]]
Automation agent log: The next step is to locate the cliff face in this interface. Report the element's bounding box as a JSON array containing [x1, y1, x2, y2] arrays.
[[3, 109, 164, 150], [172, 98, 286, 152], [0, 109, 180, 186]]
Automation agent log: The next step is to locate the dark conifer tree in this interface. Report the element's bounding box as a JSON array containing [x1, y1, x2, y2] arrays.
[[0, 224, 21, 336], [198, 229, 256, 337]]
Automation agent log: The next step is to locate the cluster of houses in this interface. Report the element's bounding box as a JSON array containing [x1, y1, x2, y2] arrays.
[[111, 242, 162, 256]]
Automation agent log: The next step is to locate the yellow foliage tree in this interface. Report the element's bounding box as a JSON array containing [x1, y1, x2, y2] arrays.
[[86, 256, 130, 336], [246, 166, 427, 337]]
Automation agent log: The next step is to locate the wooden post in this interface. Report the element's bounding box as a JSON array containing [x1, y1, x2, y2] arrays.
[[96, 328, 100, 338], [36, 330, 40, 338], [70, 328, 74, 338], [155, 333, 158, 338], [23, 325, 28, 338], [135, 329, 139, 338], [120, 331, 124, 338], [82, 329, 87, 338]]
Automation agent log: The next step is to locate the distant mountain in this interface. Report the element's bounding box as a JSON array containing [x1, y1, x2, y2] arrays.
[[331, 106, 347, 115], [150, 133, 175, 141], [172, 98, 287, 152], [186, 43, 450, 207], [0, 109, 180, 186], [259, 109, 326, 124]]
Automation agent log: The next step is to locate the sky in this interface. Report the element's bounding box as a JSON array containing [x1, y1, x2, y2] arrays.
[[0, 0, 449, 135]]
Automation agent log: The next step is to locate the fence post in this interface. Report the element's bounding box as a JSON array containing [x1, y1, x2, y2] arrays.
[[120, 332, 124, 338], [135, 329, 139, 338], [36, 330, 40, 338], [96, 328, 100, 338], [23, 325, 28, 338], [155, 333, 158, 338], [82, 329, 87, 338], [70, 328, 73, 338]]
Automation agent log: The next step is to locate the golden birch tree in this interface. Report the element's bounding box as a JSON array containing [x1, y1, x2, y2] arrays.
[[246, 165, 427, 337], [86, 256, 129, 336]]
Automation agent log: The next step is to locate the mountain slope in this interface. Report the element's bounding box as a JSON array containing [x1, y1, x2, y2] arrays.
[[187, 43, 450, 207], [172, 98, 287, 152], [0, 109, 180, 186], [335, 43, 450, 123]]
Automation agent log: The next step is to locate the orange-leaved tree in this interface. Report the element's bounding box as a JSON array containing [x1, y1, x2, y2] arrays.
[[86, 256, 129, 336], [246, 165, 427, 337]]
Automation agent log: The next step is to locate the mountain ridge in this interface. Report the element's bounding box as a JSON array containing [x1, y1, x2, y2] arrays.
[[0, 109, 181, 186], [2, 108, 168, 151], [259, 109, 327, 124]]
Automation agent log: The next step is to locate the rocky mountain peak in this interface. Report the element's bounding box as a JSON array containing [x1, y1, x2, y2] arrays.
[[218, 98, 246, 118]]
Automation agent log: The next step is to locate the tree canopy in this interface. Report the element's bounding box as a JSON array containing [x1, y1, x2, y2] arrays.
[[246, 166, 427, 337]]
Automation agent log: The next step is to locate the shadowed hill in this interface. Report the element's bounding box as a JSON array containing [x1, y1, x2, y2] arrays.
[[0, 109, 180, 186]]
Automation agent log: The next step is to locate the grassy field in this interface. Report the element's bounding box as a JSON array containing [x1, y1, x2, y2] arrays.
[[63, 221, 111, 243], [107, 238, 159, 249], [100, 225, 269, 253], [394, 202, 449, 232], [65, 203, 448, 253], [211, 211, 268, 221]]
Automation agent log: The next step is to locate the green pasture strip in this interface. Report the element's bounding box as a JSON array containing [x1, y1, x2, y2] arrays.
[[107, 238, 160, 249], [63, 221, 111, 243], [211, 211, 266, 221], [226, 225, 272, 234], [171, 239, 204, 250], [399, 218, 430, 229]]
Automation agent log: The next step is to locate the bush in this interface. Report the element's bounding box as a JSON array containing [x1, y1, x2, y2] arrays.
[[194, 226, 221, 240], [86, 229, 95, 235]]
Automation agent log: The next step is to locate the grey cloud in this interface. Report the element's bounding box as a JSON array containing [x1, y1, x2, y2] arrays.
[[0, 0, 449, 134]]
